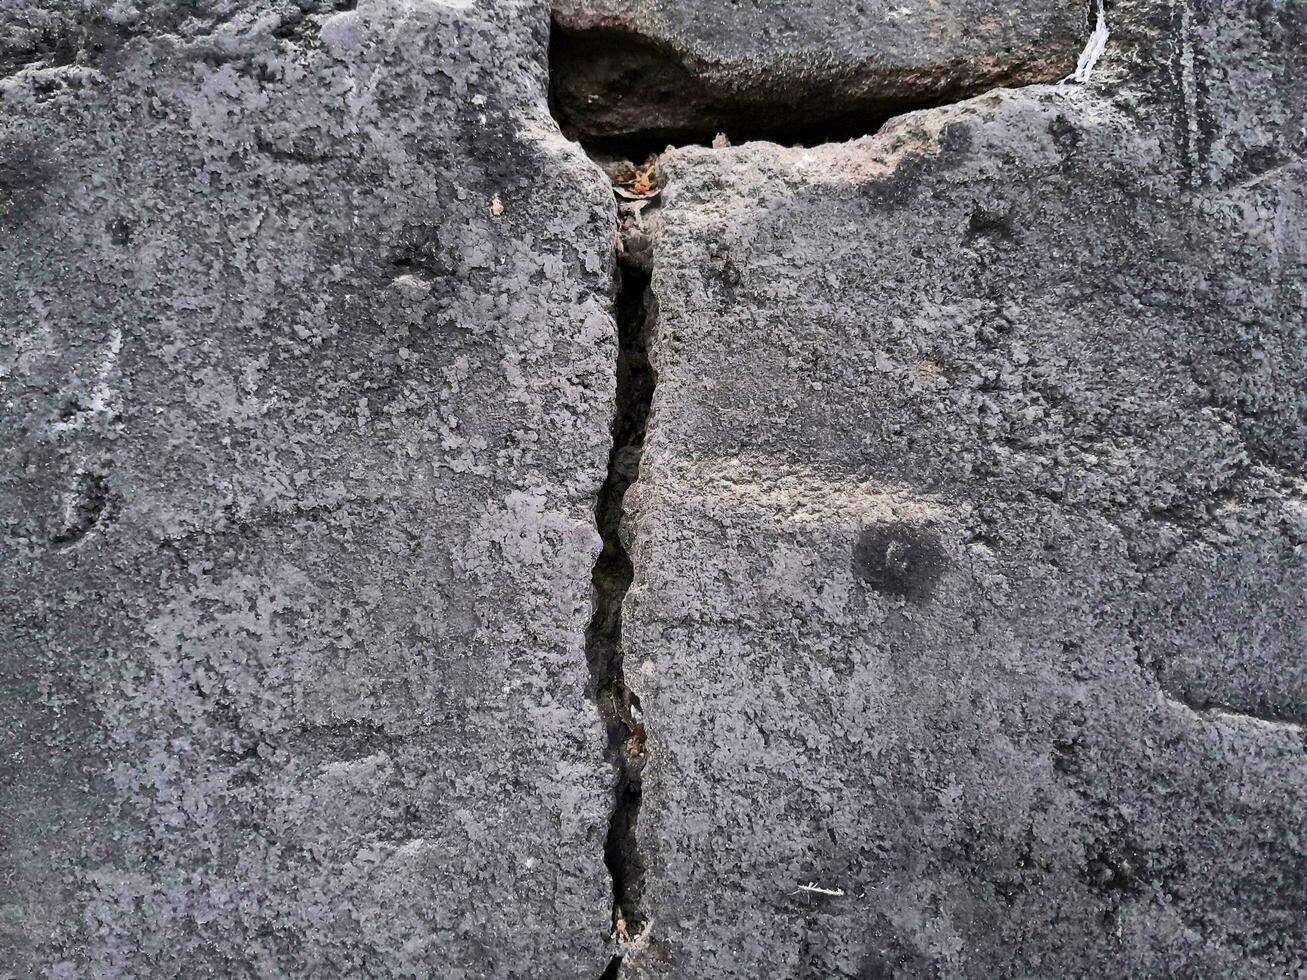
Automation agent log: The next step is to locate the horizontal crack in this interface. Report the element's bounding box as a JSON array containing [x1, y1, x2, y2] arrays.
[[549, 11, 1087, 158]]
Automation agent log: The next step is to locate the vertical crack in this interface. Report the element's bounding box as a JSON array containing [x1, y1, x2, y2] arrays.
[[585, 175, 658, 976], [548, 5, 1101, 974]]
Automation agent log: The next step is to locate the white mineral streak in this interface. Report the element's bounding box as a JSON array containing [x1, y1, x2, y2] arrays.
[[1068, 0, 1110, 84]]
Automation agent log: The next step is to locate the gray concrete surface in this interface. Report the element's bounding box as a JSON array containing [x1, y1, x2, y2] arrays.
[[1, 1, 616, 976], [1, 0, 1304, 977], [619, 3, 1307, 973]]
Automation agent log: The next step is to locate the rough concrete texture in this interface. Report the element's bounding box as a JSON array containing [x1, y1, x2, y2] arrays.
[[551, 0, 1087, 146], [2, 0, 1306, 977], [619, 3, 1307, 977], [0, 1, 617, 976]]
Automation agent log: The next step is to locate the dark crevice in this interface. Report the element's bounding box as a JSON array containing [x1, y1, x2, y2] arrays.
[[552, 20, 665, 965], [582, 205, 656, 975], [549, 17, 1079, 160]]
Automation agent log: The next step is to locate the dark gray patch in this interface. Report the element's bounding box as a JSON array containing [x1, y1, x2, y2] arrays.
[[0, 140, 49, 228], [966, 205, 1015, 241], [52, 471, 112, 547], [856, 921, 933, 980], [273, 1, 360, 49], [1048, 112, 1084, 174], [106, 216, 132, 245], [0, 23, 77, 77], [852, 522, 946, 601], [387, 225, 452, 279], [1083, 837, 1183, 900]]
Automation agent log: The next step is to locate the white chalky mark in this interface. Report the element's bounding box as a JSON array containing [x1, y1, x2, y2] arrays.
[[52, 327, 123, 433], [1064, 0, 1110, 84], [795, 882, 845, 897]]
